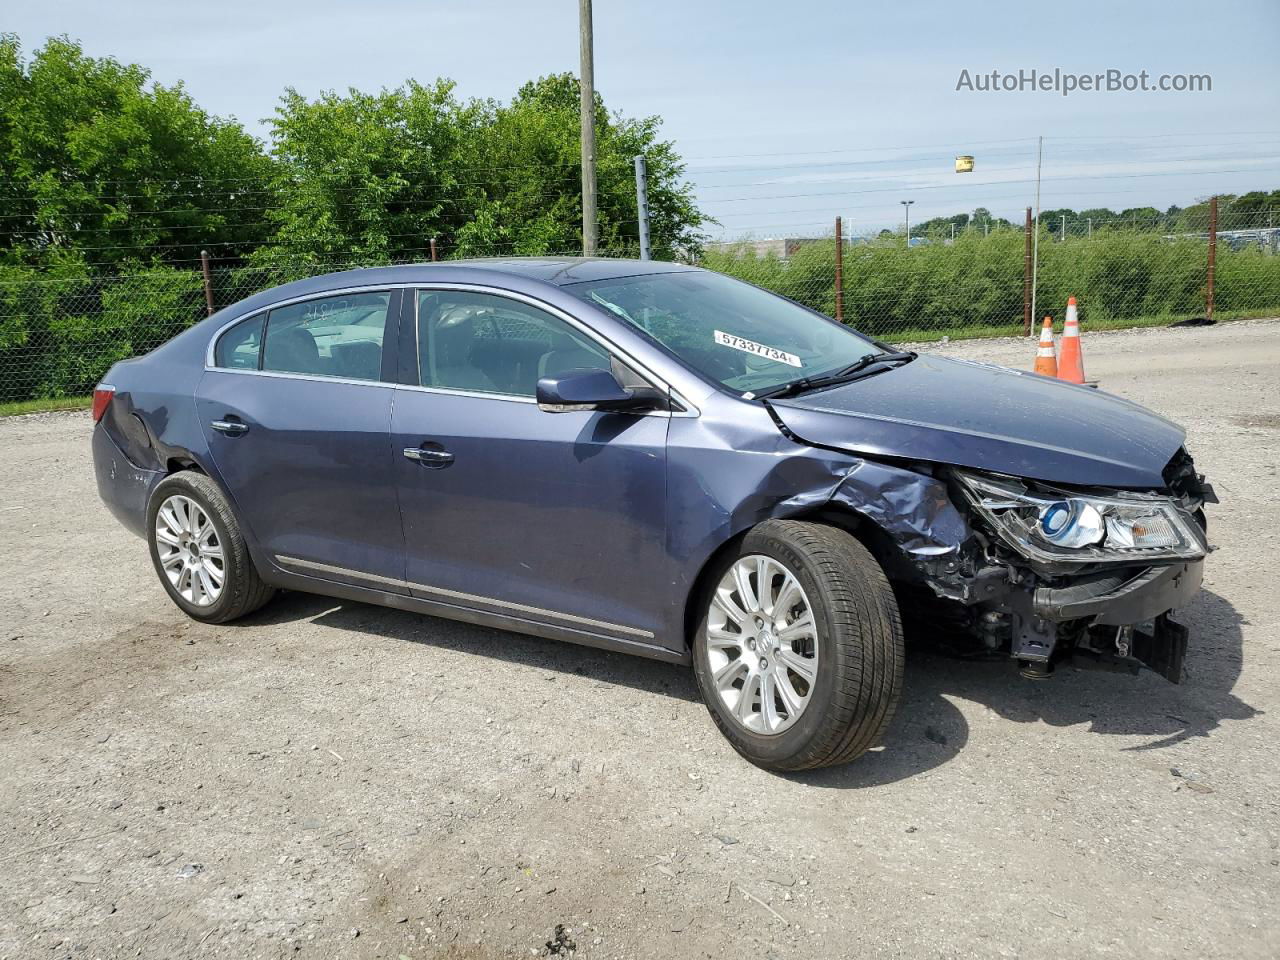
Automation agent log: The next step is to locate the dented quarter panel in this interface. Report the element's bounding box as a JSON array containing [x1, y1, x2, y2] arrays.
[[95, 337, 247, 546], [92, 425, 164, 538]]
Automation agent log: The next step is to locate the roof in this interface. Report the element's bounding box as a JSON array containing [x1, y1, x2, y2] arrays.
[[194, 257, 699, 337], [314, 256, 697, 289]]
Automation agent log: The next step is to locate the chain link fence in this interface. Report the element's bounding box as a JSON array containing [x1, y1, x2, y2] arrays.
[[3, 213, 1280, 405]]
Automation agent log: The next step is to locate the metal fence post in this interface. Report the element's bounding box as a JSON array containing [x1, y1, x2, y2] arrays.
[[1022, 208, 1033, 336], [834, 216, 844, 323], [430, 237, 438, 262], [1207, 195, 1218, 322], [633, 155, 651, 261], [200, 250, 215, 316]]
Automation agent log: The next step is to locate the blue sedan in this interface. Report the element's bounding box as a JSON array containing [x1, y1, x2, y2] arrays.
[[92, 258, 1214, 770]]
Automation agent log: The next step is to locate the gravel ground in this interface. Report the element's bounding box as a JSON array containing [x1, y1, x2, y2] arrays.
[[2, 318, 1278, 960]]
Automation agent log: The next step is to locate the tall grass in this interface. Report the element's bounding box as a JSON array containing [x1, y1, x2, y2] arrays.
[[703, 227, 1280, 339]]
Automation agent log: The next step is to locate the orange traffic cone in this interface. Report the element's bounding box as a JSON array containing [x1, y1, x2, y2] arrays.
[[1058, 296, 1086, 384], [1033, 316, 1057, 377]]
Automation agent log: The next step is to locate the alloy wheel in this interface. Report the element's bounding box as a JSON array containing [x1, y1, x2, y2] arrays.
[[154, 494, 225, 607], [705, 554, 818, 735]]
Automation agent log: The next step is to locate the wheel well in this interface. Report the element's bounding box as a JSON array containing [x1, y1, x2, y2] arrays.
[[165, 457, 204, 475], [680, 505, 900, 651]]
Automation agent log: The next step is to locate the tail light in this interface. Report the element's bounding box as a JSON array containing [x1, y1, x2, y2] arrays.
[[92, 384, 115, 423]]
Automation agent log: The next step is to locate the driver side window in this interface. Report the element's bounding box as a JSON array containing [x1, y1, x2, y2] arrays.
[[416, 291, 611, 397]]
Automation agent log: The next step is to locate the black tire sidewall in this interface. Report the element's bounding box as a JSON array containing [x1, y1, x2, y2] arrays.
[[146, 474, 243, 623], [692, 528, 852, 768]]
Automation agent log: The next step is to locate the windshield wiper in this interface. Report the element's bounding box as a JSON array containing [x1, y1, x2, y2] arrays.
[[833, 350, 916, 378], [751, 351, 916, 401]]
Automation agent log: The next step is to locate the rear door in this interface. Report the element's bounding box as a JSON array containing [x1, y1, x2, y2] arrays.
[[390, 287, 670, 644], [197, 289, 405, 583]]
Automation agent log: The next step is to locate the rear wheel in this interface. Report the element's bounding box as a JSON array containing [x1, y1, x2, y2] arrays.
[[147, 471, 275, 623], [692, 519, 904, 771]]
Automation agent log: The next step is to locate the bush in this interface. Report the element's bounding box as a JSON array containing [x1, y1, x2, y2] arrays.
[[0, 262, 203, 402], [704, 228, 1280, 338]]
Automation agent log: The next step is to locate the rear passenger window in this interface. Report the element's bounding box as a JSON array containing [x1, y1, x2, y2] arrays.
[[214, 314, 264, 369], [417, 290, 610, 397], [261, 292, 390, 381]]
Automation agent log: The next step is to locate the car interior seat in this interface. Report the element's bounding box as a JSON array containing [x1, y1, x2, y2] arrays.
[[264, 326, 322, 375], [430, 307, 499, 392], [331, 339, 382, 381], [538, 330, 608, 381]]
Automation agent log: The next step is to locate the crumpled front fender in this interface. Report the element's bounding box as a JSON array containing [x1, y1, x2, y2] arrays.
[[828, 460, 970, 558]]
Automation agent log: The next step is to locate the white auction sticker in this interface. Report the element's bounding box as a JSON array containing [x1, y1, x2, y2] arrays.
[[713, 330, 802, 368]]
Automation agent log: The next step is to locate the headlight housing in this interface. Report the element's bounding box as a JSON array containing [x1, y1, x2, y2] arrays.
[[955, 470, 1207, 565]]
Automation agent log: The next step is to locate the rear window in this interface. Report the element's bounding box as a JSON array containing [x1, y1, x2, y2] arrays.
[[262, 292, 391, 382], [213, 314, 264, 370]]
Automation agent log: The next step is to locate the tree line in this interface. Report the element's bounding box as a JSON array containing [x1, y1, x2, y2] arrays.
[[905, 194, 1280, 240], [0, 35, 707, 275]]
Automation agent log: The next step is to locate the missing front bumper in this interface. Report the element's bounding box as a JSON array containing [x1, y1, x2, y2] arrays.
[[999, 560, 1202, 683], [1072, 614, 1190, 683]]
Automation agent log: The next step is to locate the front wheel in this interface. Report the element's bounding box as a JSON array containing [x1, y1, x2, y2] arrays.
[[692, 520, 904, 771], [146, 471, 276, 624]]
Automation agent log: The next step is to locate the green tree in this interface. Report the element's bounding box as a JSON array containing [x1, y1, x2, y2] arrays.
[[259, 79, 477, 269], [0, 35, 273, 269], [259, 72, 707, 265]]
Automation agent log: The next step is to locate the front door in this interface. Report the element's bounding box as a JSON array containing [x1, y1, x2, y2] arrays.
[[197, 289, 404, 583], [391, 288, 669, 645]]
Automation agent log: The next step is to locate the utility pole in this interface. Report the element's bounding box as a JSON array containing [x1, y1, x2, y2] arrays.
[[1030, 135, 1043, 331], [900, 199, 914, 249], [633, 155, 651, 260], [579, 0, 597, 257]]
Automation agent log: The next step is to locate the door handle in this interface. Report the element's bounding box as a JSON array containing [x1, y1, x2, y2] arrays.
[[403, 446, 454, 467], [210, 419, 249, 436]]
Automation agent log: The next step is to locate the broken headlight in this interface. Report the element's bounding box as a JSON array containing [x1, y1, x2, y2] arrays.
[[955, 470, 1207, 565]]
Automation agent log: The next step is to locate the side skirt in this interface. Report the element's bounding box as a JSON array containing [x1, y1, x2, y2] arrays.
[[262, 565, 689, 666]]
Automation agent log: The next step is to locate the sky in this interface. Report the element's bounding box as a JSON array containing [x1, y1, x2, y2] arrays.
[[7, 0, 1280, 238]]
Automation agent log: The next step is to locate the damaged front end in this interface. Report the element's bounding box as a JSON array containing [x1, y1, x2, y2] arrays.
[[833, 450, 1216, 684]]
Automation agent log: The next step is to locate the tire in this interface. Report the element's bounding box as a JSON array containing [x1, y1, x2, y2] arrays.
[[146, 471, 276, 624], [692, 519, 904, 771]]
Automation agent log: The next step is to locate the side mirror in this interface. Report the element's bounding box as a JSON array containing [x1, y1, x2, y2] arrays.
[[536, 368, 657, 414]]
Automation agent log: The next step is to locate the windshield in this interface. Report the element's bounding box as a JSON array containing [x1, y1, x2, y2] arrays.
[[566, 270, 880, 395]]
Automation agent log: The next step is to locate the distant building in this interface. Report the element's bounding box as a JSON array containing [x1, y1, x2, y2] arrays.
[[706, 236, 851, 260]]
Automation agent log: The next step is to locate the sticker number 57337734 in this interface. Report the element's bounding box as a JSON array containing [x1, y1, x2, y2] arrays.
[[713, 330, 803, 368]]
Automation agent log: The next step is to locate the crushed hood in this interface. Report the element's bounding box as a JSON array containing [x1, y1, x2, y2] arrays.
[[768, 354, 1185, 488]]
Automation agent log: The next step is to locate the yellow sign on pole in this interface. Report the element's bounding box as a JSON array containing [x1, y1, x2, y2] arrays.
[[955, 155, 975, 173]]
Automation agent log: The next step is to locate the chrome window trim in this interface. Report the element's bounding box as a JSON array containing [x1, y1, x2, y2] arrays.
[[275, 554, 655, 639], [395, 382, 537, 405], [203, 284, 404, 373], [409, 283, 699, 417], [203, 367, 398, 391]]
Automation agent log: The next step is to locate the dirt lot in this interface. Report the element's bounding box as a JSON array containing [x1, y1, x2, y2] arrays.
[[2, 319, 1279, 960]]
